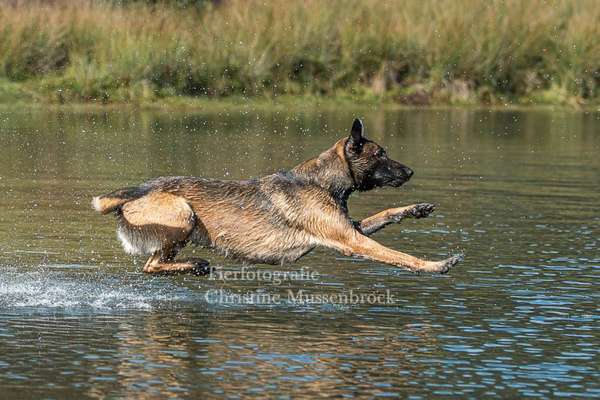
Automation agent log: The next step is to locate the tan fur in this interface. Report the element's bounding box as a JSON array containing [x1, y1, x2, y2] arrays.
[[117, 192, 194, 256], [93, 196, 127, 214], [359, 203, 435, 235], [93, 122, 462, 275]]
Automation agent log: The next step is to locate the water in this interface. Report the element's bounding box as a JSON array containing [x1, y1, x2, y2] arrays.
[[0, 107, 598, 398]]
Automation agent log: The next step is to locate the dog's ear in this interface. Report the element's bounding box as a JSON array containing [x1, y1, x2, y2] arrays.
[[348, 118, 364, 150]]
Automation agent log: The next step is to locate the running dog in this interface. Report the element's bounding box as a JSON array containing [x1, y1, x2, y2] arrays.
[[93, 119, 462, 275]]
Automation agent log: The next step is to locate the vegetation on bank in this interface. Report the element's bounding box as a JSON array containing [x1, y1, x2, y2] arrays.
[[1, 0, 599, 106]]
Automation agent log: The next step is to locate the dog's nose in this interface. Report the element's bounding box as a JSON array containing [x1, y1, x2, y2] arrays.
[[403, 167, 414, 178]]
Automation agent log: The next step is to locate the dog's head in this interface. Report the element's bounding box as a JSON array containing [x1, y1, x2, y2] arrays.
[[344, 118, 413, 191]]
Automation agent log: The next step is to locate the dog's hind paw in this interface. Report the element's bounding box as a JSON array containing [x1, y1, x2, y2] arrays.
[[191, 262, 213, 276], [181, 258, 213, 276]]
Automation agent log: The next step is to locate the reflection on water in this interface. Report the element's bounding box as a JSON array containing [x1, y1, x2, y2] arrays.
[[0, 108, 598, 398]]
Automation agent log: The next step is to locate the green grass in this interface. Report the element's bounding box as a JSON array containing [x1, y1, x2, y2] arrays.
[[0, 79, 34, 103], [1, 0, 600, 107]]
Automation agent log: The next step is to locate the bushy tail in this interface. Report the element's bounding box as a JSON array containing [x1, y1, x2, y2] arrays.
[[92, 186, 148, 214]]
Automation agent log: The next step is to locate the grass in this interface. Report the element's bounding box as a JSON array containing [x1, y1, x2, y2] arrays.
[[1, 0, 599, 107]]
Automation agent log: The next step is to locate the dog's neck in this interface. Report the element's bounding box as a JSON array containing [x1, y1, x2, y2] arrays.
[[290, 139, 355, 209]]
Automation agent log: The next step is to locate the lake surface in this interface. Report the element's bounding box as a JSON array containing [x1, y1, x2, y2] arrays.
[[0, 106, 598, 398]]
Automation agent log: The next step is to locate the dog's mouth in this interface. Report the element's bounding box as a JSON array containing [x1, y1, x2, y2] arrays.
[[386, 177, 409, 187], [388, 166, 413, 187]]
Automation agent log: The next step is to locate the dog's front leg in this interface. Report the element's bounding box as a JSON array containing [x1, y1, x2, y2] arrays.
[[325, 231, 462, 274], [358, 203, 435, 235]]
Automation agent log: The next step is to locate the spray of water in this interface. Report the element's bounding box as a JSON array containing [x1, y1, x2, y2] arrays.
[[0, 265, 186, 310]]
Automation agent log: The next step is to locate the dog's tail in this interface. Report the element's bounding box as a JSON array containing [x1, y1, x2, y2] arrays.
[[92, 186, 148, 214]]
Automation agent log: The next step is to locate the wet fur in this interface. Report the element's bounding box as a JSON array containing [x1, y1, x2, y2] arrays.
[[93, 119, 462, 274]]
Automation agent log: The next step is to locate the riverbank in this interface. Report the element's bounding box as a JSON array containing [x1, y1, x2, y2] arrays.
[[4, 88, 600, 113], [1, 0, 599, 107]]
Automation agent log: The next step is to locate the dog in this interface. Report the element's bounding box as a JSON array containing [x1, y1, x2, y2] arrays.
[[93, 118, 462, 275]]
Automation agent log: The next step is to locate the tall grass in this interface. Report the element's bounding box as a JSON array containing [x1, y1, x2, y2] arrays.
[[1, 0, 599, 105]]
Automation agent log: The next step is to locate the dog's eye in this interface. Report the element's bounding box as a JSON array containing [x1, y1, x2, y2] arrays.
[[375, 149, 386, 157]]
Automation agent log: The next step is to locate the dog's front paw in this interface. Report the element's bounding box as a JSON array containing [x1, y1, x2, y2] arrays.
[[409, 203, 436, 219], [389, 203, 436, 223], [411, 254, 463, 275], [437, 254, 464, 274]]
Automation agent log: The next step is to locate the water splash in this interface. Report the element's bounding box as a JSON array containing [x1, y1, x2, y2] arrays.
[[0, 265, 185, 310]]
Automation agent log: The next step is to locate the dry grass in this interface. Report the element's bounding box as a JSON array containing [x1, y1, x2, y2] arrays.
[[1, 0, 599, 105]]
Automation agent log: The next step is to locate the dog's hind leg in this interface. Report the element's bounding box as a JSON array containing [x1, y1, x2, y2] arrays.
[[118, 191, 211, 275], [358, 203, 435, 236], [143, 243, 210, 275]]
